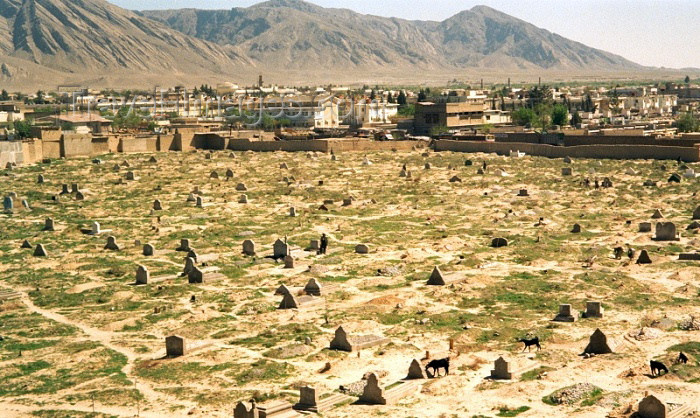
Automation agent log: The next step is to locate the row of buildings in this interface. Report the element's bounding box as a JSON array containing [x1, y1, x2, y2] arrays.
[[2, 80, 699, 139]]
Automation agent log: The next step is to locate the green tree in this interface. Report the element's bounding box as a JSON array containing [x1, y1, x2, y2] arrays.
[[370, 89, 376, 100], [677, 112, 699, 133], [551, 104, 569, 127], [397, 104, 415, 117], [685, 75, 691, 84], [571, 111, 582, 126], [387, 92, 395, 104], [511, 107, 537, 126], [533, 104, 552, 131], [528, 85, 552, 108], [0, 89, 8, 101], [14, 119, 33, 139], [607, 88, 621, 114], [112, 107, 143, 129], [417, 89, 427, 102], [60, 122, 75, 131], [397, 90, 407, 106], [429, 124, 449, 136]]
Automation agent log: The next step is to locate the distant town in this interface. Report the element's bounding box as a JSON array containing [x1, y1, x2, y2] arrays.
[[1, 76, 699, 166]]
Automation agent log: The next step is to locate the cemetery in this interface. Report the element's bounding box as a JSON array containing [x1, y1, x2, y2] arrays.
[[0, 148, 698, 417]]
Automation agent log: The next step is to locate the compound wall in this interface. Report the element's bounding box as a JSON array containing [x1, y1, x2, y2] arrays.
[[435, 140, 700, 162]]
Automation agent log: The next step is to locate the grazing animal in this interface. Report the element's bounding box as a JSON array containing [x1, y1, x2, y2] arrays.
[[613, 247, 624, 260], [425, 358, 450, 377], [519, 337, 542, 352], [650, 360, 669, 376], [678, 352, 689, 364]]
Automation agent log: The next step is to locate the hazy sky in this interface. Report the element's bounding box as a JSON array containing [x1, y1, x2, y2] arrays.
[[109, 0, 700, 69]]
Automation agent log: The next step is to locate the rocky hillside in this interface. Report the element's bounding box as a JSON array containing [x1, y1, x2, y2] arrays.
[[0, 0, 247, 89], [142, 0, 641, 72]]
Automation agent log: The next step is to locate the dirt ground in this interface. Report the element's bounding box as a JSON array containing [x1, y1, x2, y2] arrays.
[[0, 148, 699, 418]]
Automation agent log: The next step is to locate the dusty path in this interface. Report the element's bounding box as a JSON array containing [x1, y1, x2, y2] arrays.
[[0, 282, 199, 417]]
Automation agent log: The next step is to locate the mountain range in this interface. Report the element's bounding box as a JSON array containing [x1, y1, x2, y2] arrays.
[[0, 0, 655, 90]]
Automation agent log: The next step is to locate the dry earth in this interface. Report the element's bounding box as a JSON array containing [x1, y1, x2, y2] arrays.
[[0, 147, 699, 418]]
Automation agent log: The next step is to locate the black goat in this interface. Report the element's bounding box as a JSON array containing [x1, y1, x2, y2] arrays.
[[678, 352, 688, 364], [425, 358, 449, 377], [650, 360, 669, 376], [519, 337, 541, 352]]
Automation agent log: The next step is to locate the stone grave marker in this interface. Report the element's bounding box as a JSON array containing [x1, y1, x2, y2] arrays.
[[639, 222, 652, 232], [239, 194, 248, 204], [273, 239, 289, 259], [242, 239, 256, 256], [407, 359, 427, 379], [104, 236, 120, 251], [355, 244, 369, 254], [186, 193, 197, 202], [304, 278, 322, 296], [637, 250, 652, 264], [195, 196, 203, 208], [33, 244, 47, 257], [236, 183, 247, 191], [37, 174, 44, 183], [176, 239, 191, 252], [3, 196, 13, 211], [491, 238, 508, 248], [153, 199, 163, 211], [584, 301, 603, 318], [583, 328, 621, 354], [284, 255, 295, 269], [226, 169, 234, 179], [60, 184, 70, 194], [166, 335, 185, 357], [143, 244, 154, 256], [553, 304, 576, 322], [651, 209, 663, 219], [278, 293, 299, 309], [289, 207, 297, 217], [43, 218, 55, 231], [561, 167, 572, 176], [309, 240, 319, 251], [654, 222, 679, 241], [136, 265, 149, 284], [21, 240, 32, 249], [571, 223, 582, 233], [490, 356, 512, 380], [210, 170, 219, 179], [358, 373, 387, 405], [693, 206, 700, 220], [427, 266, 445, 285], [518, 189, 529, 197]]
